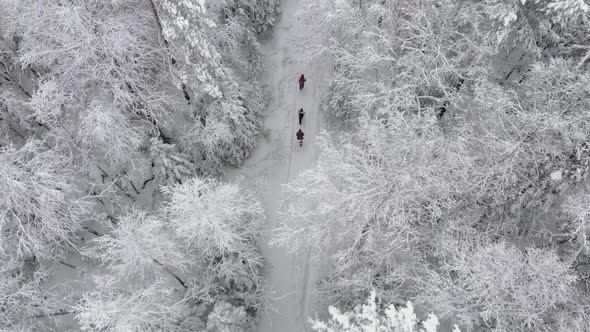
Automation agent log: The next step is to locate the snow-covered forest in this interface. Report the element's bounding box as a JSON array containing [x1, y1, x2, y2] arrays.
[[1, 0, 589, 331], [0, 0, 277, 330]]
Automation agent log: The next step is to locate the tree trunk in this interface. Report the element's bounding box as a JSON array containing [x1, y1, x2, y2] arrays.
[[152, 257, 188, 289], [148, 0, 169, 47], [148, 0, 191, 103]]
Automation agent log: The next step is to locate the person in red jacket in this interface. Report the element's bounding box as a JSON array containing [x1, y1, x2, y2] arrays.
[[296, 129, 304, 146], [299, 74, 306, 90]]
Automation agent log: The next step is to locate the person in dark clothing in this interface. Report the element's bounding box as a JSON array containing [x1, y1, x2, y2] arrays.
[[296, 129, 304, 146], [299, 74, 306, 90], [298, 108, 305, 125]]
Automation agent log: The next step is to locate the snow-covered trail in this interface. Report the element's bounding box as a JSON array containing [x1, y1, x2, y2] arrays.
[[227, 0, 330, 330]]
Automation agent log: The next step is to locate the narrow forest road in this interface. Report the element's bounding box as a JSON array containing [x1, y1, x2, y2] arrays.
[[226, 0, 330, 331]]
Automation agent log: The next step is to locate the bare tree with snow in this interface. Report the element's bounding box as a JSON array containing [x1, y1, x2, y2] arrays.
[[0, 140, 91, 260]]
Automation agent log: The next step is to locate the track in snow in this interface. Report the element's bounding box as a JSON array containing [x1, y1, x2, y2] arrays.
[[226, 0, 330, 330]]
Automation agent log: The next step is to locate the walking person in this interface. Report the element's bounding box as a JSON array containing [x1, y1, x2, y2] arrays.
[[296, 129, 304, 147], [299, 74, 306, 90], [298, 108, 305, 125]]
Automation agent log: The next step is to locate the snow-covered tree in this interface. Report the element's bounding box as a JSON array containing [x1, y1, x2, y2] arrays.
[[224, 0, 281, 36], [77, 100, 147, 167], [161, 177, 265, 310], [0, 140, 90, 260], [162, 177, 263, 256], [154, 0, 277, 93], [149, 137, 194, 186], [209, 0, 279, 72], [0, 83, 35, 141], [301, 0, 490, 121], [461, 60, 590, 214], [0, 0, 176, 171], [179, 117, 232, 173], [1, 0, 174, 121], [470, 0, 590, 60], [557, 189, 590, 265], [310, 291, 449, 332], [81, 178, 266, 328], [178, 83, 265, 174], [78, 209, 195, 331], [155, 0, 224, 98], [0, 256, 54, 330], [153, 0, 270, 172], [206, 301, 256, 332], [419, 241, 577, 331], [76, 278, 195, 332], [84, 209, 189, 284]]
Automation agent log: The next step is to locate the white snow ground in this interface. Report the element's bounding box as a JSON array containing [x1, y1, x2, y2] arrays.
[[226, 0, 331, 330]]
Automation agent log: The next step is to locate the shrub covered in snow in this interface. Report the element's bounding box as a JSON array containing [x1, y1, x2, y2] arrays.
[[311, 291, 452, 332]]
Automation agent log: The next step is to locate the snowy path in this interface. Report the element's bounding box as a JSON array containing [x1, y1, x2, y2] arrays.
[[227, 0, 330, 331]]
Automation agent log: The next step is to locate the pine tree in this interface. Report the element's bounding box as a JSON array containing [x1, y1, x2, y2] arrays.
[[149, 137, 194, 186]]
